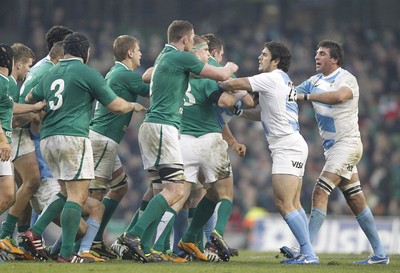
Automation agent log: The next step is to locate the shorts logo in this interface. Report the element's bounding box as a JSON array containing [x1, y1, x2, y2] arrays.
[[347, 164, 354, 171], [291, 161, 303, 169]]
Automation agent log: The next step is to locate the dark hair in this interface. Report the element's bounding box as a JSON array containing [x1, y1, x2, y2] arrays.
[[63, 32, 90, 63], [46, 25, 73, 51], [11, 43, 35, 63], [167, 20, 193, 43], [264, 41, 291, 72], [317, 40, 344, 66], [0, 43, 13, 75], [113, 35, 139, 62], [202, 33, 223, 54]]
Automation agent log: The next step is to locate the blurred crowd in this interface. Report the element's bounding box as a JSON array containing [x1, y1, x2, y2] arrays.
[[2, 0, 399, 228]]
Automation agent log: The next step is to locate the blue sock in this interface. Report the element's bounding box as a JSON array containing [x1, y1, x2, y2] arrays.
[[356, 207, 386, 257], [204, 211, 216, 243], [284, 210, 315, 257], [298, 208, 308, 226], [173, 209, 188, 254], [79, 218, 100, 253], [309, 208, 326, 243]]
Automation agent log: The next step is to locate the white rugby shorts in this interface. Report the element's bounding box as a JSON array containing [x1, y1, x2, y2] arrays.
[[180, 133, 231, 184], [268, 131, 308, 176], [89, 130, 121, 180], [0, 159, 13, 176], [138, 122, 183, 170], [11, 128, 35, 161], [41, 135, 94, 180], [322, 137, 362, 179]]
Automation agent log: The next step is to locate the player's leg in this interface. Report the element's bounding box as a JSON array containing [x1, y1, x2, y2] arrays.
[[153, 181, 192, 253], [77, 196, 105, 262], [1, 151, 40, 239], [0, 160, 23, 258], [339, 173, 388, 264], [273, 174, 317, 261]]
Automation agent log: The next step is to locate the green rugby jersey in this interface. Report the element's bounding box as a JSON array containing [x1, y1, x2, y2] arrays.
[[90, 62, 149, 143], [20, 60, 54, 104], [0, 74, 13, 143], [31, 58, 117, 139], [7, 76, 19, 103], [180, 77, 221, 137], [145, 44, 205, 128]]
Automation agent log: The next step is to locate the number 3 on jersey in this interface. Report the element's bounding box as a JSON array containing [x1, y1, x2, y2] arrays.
[[49, 79, 65, 110]]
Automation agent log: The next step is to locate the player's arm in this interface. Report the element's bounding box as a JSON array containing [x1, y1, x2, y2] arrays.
[[240, 106, 261, 121], [297, 86, 352, 104], [142, 67, 154, 83], [105, 97, 147, 114], [199, 62, 238, 81], [219, 77, 253, 92], [222, 124, 246, 157], [13, 101, 46, 115]]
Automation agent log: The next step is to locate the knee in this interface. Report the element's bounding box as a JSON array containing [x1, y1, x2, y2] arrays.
[[110, 183, 128, 199], [0, 194, 15, 212], [25, 177, 41, 194], [88, 199, 105, 219], [274, 199, 294, 216]]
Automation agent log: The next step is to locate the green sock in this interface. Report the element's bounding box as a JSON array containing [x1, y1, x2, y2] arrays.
[[188, 208, 196, 220], [164, 229, 172, 252], [73, 238, 82, 253], [128, 194, 169, 238], [17, 224, 30, 234], [32, 193, 66, 236], [60, 201, 83, 258], [214, 199, 232, 236], [195, 227, 204, 251], [94, 197, 119, 241], [125, 200, 149, 232], [141, 215, 162, 254], [182, 197, 216, 243], [153, 208, 176, 252], [0, 213, 19, 239]]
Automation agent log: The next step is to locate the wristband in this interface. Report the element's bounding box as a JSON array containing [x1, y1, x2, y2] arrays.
[[304, 94, 309, 101]]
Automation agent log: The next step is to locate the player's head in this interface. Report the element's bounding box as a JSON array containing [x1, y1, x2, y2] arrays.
[[113, 35, 141, 66], [167, 20, 194, 51], [263, 41, 291, 72], [46, 25, 73, 52], [49, 41, 64, 64], [11, 43, 35, 80], [0, 43, 13, 76], [63, 32, 90, 64], [192, 35, 210, 63], [316, 40, 344, 66], [202, 33, 224, 63]]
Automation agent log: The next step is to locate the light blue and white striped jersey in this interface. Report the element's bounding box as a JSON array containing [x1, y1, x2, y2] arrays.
[[296, 68, 360, 150], [248, 69, 299, 138]]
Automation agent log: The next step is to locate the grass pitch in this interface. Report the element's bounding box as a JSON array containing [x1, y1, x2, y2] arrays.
[[1, 251, 399, 273]]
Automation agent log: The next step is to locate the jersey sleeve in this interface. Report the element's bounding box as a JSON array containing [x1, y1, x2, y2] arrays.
[[181, 51, 205, 76], [31, 79, 45, 102], [89, 69, 118, 106], [296, 79, 312, 95], [335, 72, 359, 97], [126, 72, 150, 97], [248, 72, 275, 93]]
